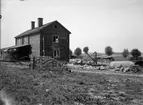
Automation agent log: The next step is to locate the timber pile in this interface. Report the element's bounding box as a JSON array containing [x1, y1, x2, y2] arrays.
[[32, 56, 68, 71]]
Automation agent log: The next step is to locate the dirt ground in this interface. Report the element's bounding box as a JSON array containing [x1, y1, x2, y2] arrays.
[[67, 63, 143, 77], [0, 62, 143, 105]]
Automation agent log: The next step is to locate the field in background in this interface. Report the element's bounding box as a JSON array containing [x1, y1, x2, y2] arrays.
[[81, 52, 128, 62]]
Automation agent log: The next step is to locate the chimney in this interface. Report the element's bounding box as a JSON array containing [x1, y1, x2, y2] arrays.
[[31, 21, 35, 29], [38, 18, 43, 27]]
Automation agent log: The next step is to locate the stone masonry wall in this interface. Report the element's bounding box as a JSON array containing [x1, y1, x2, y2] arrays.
[[29, 33, 40, 56]]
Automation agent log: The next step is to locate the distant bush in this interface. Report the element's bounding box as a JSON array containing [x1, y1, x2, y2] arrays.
[[105, 46, 113, 56], [74, 47, 82, 56], [130, 49, 141, 60], [122, 49, 129, 58]]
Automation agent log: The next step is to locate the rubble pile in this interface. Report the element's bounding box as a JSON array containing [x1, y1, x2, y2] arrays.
[[68, 63, 109, 71], [109, 61, 134, 68], [31, 56, 68, 71], [110, 61, 141, 73], [69, 59, 142, 73], [120, 65, 140, 73], [69, 59, 110, 70]]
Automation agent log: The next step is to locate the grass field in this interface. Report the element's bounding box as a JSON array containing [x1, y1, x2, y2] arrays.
[[81, 52, 131, 62], [0, 63, 143, 105]]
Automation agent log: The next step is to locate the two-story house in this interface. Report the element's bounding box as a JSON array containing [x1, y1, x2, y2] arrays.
[[15, 18, 71, 61]]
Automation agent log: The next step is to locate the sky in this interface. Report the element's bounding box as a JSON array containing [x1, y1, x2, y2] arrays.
[[1, 0, 143, 53]]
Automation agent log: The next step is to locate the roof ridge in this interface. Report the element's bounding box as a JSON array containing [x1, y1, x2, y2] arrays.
[[15, 20, 71, 38]]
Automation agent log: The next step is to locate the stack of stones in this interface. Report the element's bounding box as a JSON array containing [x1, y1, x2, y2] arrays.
[[31, 56, 68, 71], [109, 61, 141, 73]]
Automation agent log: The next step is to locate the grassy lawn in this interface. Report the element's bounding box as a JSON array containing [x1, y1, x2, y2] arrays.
[[0, 64, 143, 105]]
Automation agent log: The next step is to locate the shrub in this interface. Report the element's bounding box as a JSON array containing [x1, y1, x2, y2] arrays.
[[74, 47, 82, 56], [122, 49, 129, 58], [105, 46, 113, 56]]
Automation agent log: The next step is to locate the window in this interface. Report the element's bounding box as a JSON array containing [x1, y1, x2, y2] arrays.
[[17, 38, 22, 46], [53, 35, 59, 43], [24, 36, 28, 45], [53, 49, 60, 58], [22, 37, 24, 45], [54, 25, 57, 28]]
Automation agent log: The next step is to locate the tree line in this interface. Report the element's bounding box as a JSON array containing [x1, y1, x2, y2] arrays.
[[69, 46, 142, 61]]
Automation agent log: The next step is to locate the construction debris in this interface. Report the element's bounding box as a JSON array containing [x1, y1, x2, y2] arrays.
[[30, 56, 69, 72], [109, 61, 135, 68], [113, 65, 141, 73], [69, 59, 142, 73], [109, 61, 143, 73]]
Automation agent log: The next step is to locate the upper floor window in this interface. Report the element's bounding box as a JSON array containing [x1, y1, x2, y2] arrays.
[[53, 35, 59, 43], [23, 36, 28, 45], [16, 38, 22, 46]]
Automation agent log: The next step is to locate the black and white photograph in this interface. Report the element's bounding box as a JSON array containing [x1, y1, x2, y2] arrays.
[[0, 0, 143, 105]]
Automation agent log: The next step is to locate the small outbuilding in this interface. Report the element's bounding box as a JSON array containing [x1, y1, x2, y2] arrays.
[[0, 44, 32, 61]]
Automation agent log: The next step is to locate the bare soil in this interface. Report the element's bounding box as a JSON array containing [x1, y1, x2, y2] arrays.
[[0, 62, 143, 105]]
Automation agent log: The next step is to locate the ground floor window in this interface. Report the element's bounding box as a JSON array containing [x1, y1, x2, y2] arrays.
[[53, 49, 60, 58]]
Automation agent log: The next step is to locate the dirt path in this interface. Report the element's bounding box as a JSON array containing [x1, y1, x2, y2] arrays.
[[71, 69, 143, 77], [66, 63, 143, 77], [67, 63, 143, 77]]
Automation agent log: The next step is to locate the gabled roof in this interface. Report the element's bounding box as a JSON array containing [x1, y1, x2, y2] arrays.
[[15, 20, 71, 38]]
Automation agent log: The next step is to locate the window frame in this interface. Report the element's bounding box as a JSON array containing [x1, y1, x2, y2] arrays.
[[52, 35, 59, 43], [22, 37, 24, 45], [17, 38, 21, 46], [53, 49, 60, 58]]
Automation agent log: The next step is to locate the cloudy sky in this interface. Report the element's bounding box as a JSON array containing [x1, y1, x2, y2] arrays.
[[1, 0, 143, 53]]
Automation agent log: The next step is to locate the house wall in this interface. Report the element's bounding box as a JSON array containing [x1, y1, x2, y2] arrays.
[[0, 50, 3, 61], [16, 36, 29, 46], [60, 33, 69, 61], [41, 22, 70, 61], [23, 36, 29, 45], [15, 34, 40, 57], [29, 34, 40, 56], [16, 38, 22, 46]]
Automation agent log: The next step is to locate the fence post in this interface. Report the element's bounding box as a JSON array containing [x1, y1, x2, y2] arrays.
[[32, 56, 35, 69]]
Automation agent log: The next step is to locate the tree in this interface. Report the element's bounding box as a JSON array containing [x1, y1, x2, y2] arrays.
[[131, 49, 141, 60], [83, 46, 89, 54], [74, 47, 82, 56], [122, 49, 129, 58], [105, 46, 113, 56]]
